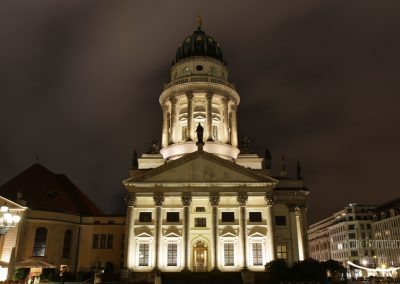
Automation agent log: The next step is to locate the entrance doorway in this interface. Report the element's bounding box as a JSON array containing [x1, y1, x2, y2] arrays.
[[193, 241, 208, 272]]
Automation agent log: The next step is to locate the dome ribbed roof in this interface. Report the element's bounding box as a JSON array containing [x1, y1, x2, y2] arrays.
[[176, 27, 223, 63]]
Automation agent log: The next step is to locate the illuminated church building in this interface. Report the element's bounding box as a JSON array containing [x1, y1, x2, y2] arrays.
[[123, 20, 309, 273]]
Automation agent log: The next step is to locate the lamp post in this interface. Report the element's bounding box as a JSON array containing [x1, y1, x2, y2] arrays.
[[0, 205, 21, 234]]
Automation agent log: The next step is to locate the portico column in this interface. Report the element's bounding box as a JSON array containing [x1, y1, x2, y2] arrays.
[[222, 96, 230, 143], [186, 92, 194, 141], [170, 97, 178, 144], [153, 192, 164, 270], [125, 193, 136, 269], [161, 104, 170, 148], [237, 192, 248, 269], [181, 193, 192, 271], [210, 192, 220, 271], [265, 196, 275, 262], [295, 205, 305, 261], [206, 92, 213, 141], [230, 104, 238, 147]]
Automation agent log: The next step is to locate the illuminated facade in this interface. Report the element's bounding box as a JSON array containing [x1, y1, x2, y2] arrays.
[[123, 21, 309, 274], [372, 198, 400, 269]]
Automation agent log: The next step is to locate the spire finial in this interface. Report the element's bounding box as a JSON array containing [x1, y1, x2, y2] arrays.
[[197, 14, 202, 30]]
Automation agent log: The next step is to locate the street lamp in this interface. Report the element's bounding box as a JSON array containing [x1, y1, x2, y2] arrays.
[[0, 205, 21, 234]]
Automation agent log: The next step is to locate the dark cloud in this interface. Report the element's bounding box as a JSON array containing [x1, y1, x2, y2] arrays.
[[1, 1, 399, 223]]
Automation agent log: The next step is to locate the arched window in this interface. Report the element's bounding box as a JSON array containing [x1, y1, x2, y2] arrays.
[[33, 227, 47, 256], [62, 229, 73, 258]]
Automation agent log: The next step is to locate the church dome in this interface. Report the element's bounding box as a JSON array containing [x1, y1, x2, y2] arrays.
[[175, 27, 224, 63]]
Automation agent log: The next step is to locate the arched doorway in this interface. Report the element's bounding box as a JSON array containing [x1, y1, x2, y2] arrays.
[[192, 241, 208, 272]]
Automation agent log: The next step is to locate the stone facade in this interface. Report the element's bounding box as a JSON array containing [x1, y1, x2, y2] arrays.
[[123, 23, 309, 273]]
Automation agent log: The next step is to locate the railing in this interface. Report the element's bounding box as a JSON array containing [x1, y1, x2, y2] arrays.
[[163, 76, 235, 90]]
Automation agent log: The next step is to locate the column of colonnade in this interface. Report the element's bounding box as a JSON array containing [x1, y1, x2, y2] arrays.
[[161, 105, 169, 148], [237, 192, 248, 269], [153, 193, 164, 270], [125, 194, 136, 269], [206, 93, 213, 141], [170, 97, 178, 144], [295, 206, 305, 261], [265, 196, 275, 262], [181, 193, 192, 271], [210, 192, 220, 271], [186, 92, 194, 141]]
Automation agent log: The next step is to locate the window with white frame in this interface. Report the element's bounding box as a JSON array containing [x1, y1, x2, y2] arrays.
[[167, 244, 178, 266], [252, 243, 263, 265], [224, 243, 234, 266], [138, 243, 149, 266]]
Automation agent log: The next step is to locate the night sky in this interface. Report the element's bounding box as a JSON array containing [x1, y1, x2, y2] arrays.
[[1, 1, 400, 224]]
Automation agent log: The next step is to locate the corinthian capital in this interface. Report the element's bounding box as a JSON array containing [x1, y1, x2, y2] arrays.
[[209, 192, 220, 206], [237, 192, 248, 206], [124, 193, 136, 207], [153, 192, 164, 207], [265, 196, 275, 206], [181, 192, 192, 207]]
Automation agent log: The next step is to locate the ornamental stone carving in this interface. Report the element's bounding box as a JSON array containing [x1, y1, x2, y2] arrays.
[[209, 192, 220, 206], [237, 192, 248, 206], [181, 192, 192, 206], [287, 202, 307, 212], [153, 192, 165, 206], [124, 193, 136, 207], [265, 196, 275, 206], [186, 92, 194, 100]]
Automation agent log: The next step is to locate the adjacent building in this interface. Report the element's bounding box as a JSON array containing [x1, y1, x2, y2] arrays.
[[0, 164, 125, 279], [372, 198, 400, 269]]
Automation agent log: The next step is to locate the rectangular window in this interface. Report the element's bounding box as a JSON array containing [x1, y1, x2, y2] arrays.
[[276, 245, 287, 260], [107, 234, 113, 249], [93, 234, 99, 249], [252, 243, 263, 265], [195, 218, 206, 227], [100, 234, 107, 249], [196, 207, 206, 212], [351, 250, 358, 257], [275, 216, 286, 226], [348, 233, 356, 239], [166, 212, 180, 223], [348, 224, 355, 230], [167, 244, 177, 266], [224, 243, 234, 266], [139, 212, 152, 222], [222, 212, 234, 222], [249, 212, 262, 222], [139, 244, 149, 266]]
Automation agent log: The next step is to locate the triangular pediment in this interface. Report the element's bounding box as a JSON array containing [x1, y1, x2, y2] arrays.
[[163, 226, 181, 237], [220, 226, 238, 237], [249, 226, 267, 237], [134, 227, 153, 237], [129, 151, 277, 183]]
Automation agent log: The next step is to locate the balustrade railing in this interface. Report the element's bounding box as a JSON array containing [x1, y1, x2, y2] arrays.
[[163, 76, 235, 90]]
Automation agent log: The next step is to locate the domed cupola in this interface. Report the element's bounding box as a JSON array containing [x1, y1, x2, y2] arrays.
[[175, 17, 223, 63], [158, 16, 241, 162]]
